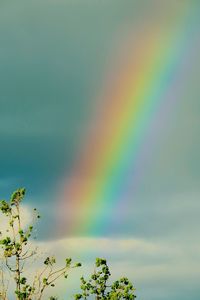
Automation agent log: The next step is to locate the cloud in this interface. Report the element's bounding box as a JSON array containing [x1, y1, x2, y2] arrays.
[[1, 204, 200, 299], [29, 234, 200, 299]]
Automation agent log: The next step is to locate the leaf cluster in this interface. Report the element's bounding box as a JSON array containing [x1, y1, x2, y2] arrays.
[[0, 189, 81, 300], [74, 258, 136, 300]]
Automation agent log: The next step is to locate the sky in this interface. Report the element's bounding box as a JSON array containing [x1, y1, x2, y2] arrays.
[[0, 0, 200, 299]]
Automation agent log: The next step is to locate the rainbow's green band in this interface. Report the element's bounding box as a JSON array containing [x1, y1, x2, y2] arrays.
[[58, 2, 197, 236]]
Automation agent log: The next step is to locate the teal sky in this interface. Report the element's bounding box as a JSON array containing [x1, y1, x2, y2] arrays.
[[0, 1, 200, 299]]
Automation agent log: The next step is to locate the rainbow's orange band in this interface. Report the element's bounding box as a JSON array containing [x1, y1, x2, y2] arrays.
[[58, 3, 196, 236]]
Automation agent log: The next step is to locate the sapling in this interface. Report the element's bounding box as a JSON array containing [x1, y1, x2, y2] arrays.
[[0, 188, 81, 300]]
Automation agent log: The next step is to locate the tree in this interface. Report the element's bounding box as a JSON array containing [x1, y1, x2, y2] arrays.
[[74, 258, 136, 300], [0, 188, 81, 300]]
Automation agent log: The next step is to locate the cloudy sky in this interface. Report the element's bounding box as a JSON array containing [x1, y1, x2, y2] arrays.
[[0, 1, 200, 299]]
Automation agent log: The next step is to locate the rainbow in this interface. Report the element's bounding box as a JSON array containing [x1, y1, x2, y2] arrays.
[[58, 3, 197, 237]]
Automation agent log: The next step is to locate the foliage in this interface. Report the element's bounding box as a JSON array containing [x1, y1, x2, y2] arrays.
[[74, 258, 136, 300], [0, 188, 81, 300], [0, 189, 136, 300]]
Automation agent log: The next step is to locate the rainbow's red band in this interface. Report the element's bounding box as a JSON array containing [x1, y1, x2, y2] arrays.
[[58, 2, 196, 236]]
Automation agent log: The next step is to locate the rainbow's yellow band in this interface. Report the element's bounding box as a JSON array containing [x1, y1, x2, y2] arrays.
[[58, 2, 197, 236]]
